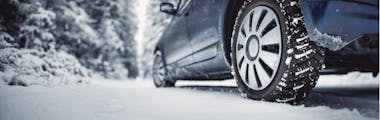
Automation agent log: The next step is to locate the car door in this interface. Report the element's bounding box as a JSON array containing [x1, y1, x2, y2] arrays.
[[185, 0, 230, 75], [159, 0, 194, 77], [187, 0, 221, 63]]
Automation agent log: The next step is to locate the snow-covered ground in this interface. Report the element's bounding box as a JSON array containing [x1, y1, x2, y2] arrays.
[[0, 72, 378, 120]]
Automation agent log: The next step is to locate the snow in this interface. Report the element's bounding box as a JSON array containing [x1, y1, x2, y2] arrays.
[[296, 43, 309, 49], [287, 48, 294, 54], [294, 49, 312, 59], [295, 67, 310, 76], [308, 28, 343, 51], [285, 56, 292, 65], [0, 48, 92, 87], [293, 84, 305, 90], [276, 96, 296, 103], [291, 16, 304, 26], [296, 35, 308, 42], [0, 72, 378, 120], [290, 1, 297, 6], [0, 32, 15, 49], [27, 6, 56, 27], [317, 72, 379, 88]]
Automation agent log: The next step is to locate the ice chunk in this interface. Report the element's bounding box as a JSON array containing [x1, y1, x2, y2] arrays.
[[308, 28, 343, 51]]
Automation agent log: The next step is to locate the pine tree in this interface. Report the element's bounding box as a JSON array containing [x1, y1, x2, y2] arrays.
[[0, 0, 140, 79]]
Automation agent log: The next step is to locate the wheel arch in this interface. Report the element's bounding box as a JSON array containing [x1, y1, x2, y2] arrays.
[[154, 41, 163, 54], [154, 46, 160, 54], [222, 0, 245, 65]]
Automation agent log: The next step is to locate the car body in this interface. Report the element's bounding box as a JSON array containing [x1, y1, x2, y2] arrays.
[[153, 0, 379, 102], [156, 0, 378, 81], [301, 0, 379, 74]]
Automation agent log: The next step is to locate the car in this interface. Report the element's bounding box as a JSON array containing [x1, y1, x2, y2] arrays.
[[153, 0, 379, 103]]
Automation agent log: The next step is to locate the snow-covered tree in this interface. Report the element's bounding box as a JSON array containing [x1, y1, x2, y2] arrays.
[[0, 0, 140, 82], [0, 0, 56, 50], [74, 0, 139, 79], [21, 3, 56, 51]]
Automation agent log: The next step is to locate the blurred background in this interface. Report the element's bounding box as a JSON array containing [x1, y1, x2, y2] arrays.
[[0, 0, 177, 86]]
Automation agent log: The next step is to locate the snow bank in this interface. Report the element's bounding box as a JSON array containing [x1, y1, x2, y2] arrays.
[[317, 72, 379, 88], [0, 48, 93, 87]]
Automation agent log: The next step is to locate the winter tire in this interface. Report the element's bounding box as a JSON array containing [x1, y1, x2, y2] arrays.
[[153, 51, 175, 87], [231, 0, 324, 104]]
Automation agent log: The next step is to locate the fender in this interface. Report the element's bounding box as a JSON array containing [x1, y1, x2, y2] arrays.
[[300, 0, 379, 51]]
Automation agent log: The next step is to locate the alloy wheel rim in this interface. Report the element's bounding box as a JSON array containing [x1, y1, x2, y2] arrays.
[[236, 6, 282, 90]]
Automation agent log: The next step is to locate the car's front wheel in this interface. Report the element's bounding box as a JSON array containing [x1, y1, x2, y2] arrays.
[[231, 0, 324, 103], [153, 51, 175, 87]]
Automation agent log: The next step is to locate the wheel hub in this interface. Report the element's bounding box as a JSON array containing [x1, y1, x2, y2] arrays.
[[245, 35, 260, 62]]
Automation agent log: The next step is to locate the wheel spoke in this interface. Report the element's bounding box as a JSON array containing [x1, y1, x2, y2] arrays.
[[238, 56, 245, 68], [239, 59, 248, 80], [262, 44, 280, 54], [253, 65, 262, 88], [237, 48, 245, 64], [243, 17, 251, 34], [247, 64, 258, 88], [257, 10, 275, 35], [158, 63, 164, 69], [241, 26, 247, 37], [237, 32, 246, 45], [258, 58, 274, 77], [256, 9, 268, 32], [251, 7, 262, 33], [158, 68, 165, 74], [158, 72, 164, 76], [248, 12, 254, 32], [238, 43, 244, 50], [260, 19, 277, 38], [260, 25, 281, 45], [254, 60, 272, 86], [245, 64, 250, 84], [259, 50, 280, 69]]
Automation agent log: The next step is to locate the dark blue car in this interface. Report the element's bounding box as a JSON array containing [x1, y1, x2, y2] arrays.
[[153, 0, 379, 103]]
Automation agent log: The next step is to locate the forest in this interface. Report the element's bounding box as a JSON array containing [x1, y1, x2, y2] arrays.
[[0, 0, 172, 86]]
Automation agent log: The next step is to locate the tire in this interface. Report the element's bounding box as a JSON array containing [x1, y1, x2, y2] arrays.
[[153, 51, 175, 87], [231, 0, 324, 104]]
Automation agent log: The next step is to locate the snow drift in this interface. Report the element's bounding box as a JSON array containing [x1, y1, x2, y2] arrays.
[[0, 48, 92, 87]]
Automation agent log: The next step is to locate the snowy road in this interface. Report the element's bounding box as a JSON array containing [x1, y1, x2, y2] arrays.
[[0, 73, 378, 120]]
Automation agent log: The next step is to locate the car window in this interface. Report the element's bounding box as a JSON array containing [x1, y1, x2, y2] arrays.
[[178, 0, 190, 10], [161, 0, 191, 15], [176, 0, 191, 15], [161, 0, 184, 10]]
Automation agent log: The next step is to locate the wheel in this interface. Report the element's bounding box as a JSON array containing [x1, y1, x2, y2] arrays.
[[231, 0, 324, 103], [153, 51, 175, 87]]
